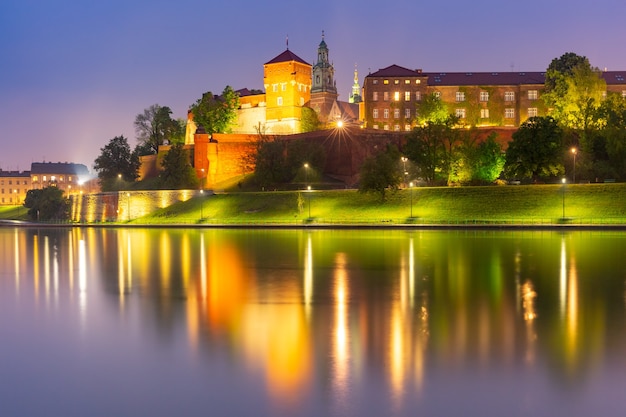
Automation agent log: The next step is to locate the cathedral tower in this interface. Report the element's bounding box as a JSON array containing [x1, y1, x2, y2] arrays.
[[309, 32, 339, 125], [349, 65, 362, 104]]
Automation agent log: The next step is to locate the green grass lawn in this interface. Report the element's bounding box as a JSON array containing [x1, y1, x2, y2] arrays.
[[137, 183, 626, 225]]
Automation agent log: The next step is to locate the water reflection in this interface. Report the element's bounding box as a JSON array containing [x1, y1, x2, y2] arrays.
[[2, 228, 626, 416]]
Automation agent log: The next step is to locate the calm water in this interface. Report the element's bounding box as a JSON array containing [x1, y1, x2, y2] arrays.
[[2, 227, 626, 416]]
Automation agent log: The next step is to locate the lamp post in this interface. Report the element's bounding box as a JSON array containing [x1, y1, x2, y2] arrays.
[[307, 185, 311, 219], [409, 181, 414, 218], [200, 189, 204, 220], [304, 163, 309, 189], [571, 147, 577, 183], [561, 178, 566, 219]]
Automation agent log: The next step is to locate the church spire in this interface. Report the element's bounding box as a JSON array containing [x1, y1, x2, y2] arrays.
[[311, 31, 336, 94], [349, 64, 362, 104]]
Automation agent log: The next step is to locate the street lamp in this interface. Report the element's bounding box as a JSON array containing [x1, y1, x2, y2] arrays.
[[200, 189, 204, 220], [307, 185, 311, 219], [304, 163, 309, 188], [571, 147, 577, 183], [401, 157, 408, 187], [409, 181, 414, 218], [561, 177, 566, 219]]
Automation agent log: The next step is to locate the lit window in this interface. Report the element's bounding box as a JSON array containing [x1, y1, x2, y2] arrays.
[[394, 80, 399, 84], [434, 91, 441, 99], [373, 125, 379, 129], [281, 83, 287, 91], [43, 176, 47, 181], [404, 80, 410, 84], [394, 125, 401, 131], [383, 124, 389, 130], [300, 97, 304, 106], [456, 91, 465, 102], [373, 79, 378, 85], [455, 108, 466, 119], [622, 90, 626, 98], [373, 92, 378, 101], [272, 84, 278, 92], [383, 92, 389, 101], [505, 91, 515, 102], [373, 109, 379, 118], [405, 124, 411, 131], [394, 91, 400, 101], [505, 108, 515, 118], [528, 90, 538, 100], [405, 91, 411, 101], [405, 108, 411, 118], [480, 91, 489, 102], [480, 108, 489, 119], [383, 109, 389, 119], [383, 79, 389, 85], [415, 79, 421, 84], [394, 108, 400, 118], [528, 107, 538, 117], [415, 92, 421, 101], [277, 97, 283, 106]]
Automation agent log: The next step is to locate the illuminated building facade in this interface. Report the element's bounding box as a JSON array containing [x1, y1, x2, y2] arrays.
[[30, 162, 91, 195], [0, 170, 30, 205], [362, 64, 626, 130]]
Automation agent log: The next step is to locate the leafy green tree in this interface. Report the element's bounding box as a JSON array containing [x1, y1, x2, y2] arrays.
[[158, 143, 199, 189], [359, 144, 402, 201], [93, 136, 140, 191], [189, 86, 239, 134], [301, 107, 321, 132], [23, 186, 70, 221], [545, 52, 590, 92], [415, 93, 449, 125], [134, 104, 184, 155], [404, 117, 459, 184], [593, 94, 626, 179], [450, 132, 504, 185], [286, 139, 326, 183], [504, 116, 564, 182]]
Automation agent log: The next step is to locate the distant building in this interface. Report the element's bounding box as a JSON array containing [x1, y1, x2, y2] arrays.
[[0, 170, 31, 205], [362, 64, 626, 130], [30, 162, 92, 195]]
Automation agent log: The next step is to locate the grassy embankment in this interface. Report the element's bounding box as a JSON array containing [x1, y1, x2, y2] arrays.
[[2, 183, 624, 225], [139, 183, 626, 225]]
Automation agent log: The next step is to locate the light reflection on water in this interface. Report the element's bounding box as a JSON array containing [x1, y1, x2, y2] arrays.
[[1, 227, 626, 416]]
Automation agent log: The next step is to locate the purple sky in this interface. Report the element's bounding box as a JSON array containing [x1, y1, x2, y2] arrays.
[[2, 0, 625, 173]]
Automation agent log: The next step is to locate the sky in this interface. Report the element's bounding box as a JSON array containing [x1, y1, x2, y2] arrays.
[[2, 0, 626, 172]]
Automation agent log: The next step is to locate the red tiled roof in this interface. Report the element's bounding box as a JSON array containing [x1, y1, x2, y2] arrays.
[[264, 49, 310, 66]]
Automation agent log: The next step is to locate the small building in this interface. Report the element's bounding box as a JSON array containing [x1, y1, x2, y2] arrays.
[[30, 162, 92, 195], [0, 170, 31, 205]]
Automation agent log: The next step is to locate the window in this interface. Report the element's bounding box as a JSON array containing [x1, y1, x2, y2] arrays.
[[455, 108, 466, 119], [505, 91, 515, 102], [8, 180, 12, 185], [480, 91, 489, 102], [299, 97, 304, 106], [394, 80, 400, 84], [394, 125, 401, 131], [281, 83, 287, 91], [272, 84, 278, 92], [505, 108, 515, 118], [383, 109, 389, 119], [383, 79, 389, 85], [456, 91, 465, 102], [622, 90, 626, 98], [415, 79, 421, 84], [394, 91, 400, 101], [383, 124, 389, 130], [373, 92, 378, 101], [373, 79, 378, 85], [528, 90, 538, 100], [404, 80, 410, 84], [480, 108, 489, 119], [405, 124, 412, 131], [602, 91, 607, 99], [383, 92, 389, 101], [405, 91, 411, 101], [528, 107, 538, 117], [405, 108, 411, 118], [277, 97, 283, 106], [373, 109, 379, 118], [373, 125, 379, 129], [394, 108, 400, 118], [415, 91, 421, 101], [434, 91, 441, 99]]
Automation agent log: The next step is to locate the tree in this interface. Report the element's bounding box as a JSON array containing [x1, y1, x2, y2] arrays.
[[415, 93, 449, 125], [359, 144, 402, 201], [450, 132, 504, 185], [158, 143, 199, 189], [134, 104, 184, 155], [189, 86, 239, 134], [504, 116, 564, 182], [93, 136, 140, 191], [404, 117, 459, 184], [23, 186, 70, 221], [545, 52, 590, 92], [301, 106, 321, 132]]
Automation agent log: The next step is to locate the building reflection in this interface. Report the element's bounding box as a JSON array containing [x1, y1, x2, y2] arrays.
[[1, 228, 625, 404]]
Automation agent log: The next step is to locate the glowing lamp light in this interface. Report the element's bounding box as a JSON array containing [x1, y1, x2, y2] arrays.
[[337, 120, 344, 128]]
